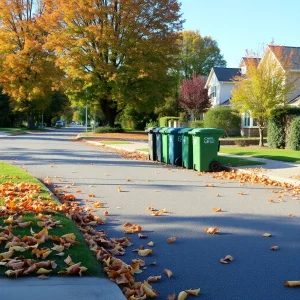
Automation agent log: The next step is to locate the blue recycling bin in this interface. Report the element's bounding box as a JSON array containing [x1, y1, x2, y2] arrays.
[[153, 127, 165, 162], [167, 128, 183, 166]]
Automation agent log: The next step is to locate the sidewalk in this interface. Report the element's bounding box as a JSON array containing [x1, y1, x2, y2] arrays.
[[84, 138, 300, 186]]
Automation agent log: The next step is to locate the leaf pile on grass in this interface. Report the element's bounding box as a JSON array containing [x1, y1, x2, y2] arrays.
[[99, 145, 148, 161]]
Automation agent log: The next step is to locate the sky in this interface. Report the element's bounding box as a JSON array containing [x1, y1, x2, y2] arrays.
[[180, 0, 300, 67]]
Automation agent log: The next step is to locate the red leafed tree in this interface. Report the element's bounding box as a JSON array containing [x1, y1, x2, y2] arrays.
[[179, 73, 211, 119]]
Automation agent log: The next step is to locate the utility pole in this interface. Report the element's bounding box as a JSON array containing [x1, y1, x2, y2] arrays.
[[85, 104, 88, 133]]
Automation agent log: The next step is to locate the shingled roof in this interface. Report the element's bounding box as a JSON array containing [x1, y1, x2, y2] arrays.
[[269, 46, 300, 70], [213, 67, 241, 82]]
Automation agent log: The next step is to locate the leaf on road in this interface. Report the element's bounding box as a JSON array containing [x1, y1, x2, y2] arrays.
[[270, 246, 279, 250], [185, 288, 201, 296], [220, 255, 233, 264], [262, 233, 272, 237], [212, 208, 223, 212], [138, 249, 152, 257], [167, 236, 178, 244], [164, 268, 173, 278], [205, 228, 219, 234], [284, 281, 300, 287], [178, 291, 188, 300]]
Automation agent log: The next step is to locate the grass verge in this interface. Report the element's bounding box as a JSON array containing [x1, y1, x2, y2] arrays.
[[0, 162, 103, 277], [217, 155, 264, 167], [220, 147, 300, 163]]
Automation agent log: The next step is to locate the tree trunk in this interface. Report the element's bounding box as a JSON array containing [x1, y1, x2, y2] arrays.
[[27, 112, 35, 129], [258, 126, 264, 147], [99, 97, 118, 127]]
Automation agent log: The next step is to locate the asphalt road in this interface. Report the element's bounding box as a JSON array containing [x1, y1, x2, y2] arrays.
[[1, 126, 300, 300]]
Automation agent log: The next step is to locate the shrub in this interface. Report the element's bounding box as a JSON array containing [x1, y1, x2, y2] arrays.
[[203, 106, 240, 136], [287, 117, 300, 150], [267, 118, 285, 148], [95, 126, 124, 133], [189, 120, 204, 128], [159, 116, 179, 127], [145, 120, 158, 128], [268, 107, 300, 149]]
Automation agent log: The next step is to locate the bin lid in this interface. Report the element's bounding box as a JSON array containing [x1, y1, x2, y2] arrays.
[[178, 128, 194, 134], [159, 127, 170, 133], [153, 127, 164, 133], [145, 127, 157, 133], [188, 128, 225, 135], [165, 128, 183, 134]]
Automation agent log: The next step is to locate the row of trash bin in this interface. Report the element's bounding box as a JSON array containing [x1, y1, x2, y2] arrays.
[[146, 127, 225, 172]]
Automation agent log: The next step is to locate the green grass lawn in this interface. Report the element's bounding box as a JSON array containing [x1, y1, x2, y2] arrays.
[[137, 148, 148, 152], [0, 162, 103, 277], [217, 155, 264, 167], [101, 141, 132, 145], [220, 147, 300, 163], [0, 127, 47, 135]]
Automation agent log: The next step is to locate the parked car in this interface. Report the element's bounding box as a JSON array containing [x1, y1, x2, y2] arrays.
[[55, 120, 64, 127]]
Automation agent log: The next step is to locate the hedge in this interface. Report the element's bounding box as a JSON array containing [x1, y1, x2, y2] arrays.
[[159, 116, 179, 127], [268, 107, 300, 149], [95, 126, 124, 133], [189, 120, 204, 128], [287, 117, 300, 150]]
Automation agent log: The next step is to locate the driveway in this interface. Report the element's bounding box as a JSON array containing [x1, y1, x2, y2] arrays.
[[1, 126, 300, 300]]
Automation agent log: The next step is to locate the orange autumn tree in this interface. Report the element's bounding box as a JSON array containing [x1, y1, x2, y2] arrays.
[[0, 0, 64, 128], [44, 0, 183, 126]]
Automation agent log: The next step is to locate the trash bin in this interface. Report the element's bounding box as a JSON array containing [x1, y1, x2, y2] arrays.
[[160, 127, 170, 164], [146, 127, 157, 161], [179, 128, 194, 169], [188, 128, 225, 172], [153, 127, 165, 162], [167, 128, 183, 166]]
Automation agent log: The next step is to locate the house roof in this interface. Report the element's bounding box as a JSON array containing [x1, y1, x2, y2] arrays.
[[241, 57, 261, 67], [268, 45, 300, 70], [288, 94, 300, 104], [220, 99, 231, 106], [213, 67, 241, 82]]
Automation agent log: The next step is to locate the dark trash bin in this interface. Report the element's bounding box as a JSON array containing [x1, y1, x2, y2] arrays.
[[167, 128, 183, 166], [153, 127, 165, 162]]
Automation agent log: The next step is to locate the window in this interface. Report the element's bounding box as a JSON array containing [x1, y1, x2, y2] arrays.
[[210, 86, 216, 98], [253, 118, 258, 126], [244, 113, 250, 127]]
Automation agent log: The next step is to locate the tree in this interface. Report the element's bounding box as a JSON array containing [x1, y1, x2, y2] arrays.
[[0, 0, 64, 128], [179, 30, 226, 78], [231, 46, 296, 147], [44, 0, 183, 126], [203, 106, 241, 136], [179, 73, 211, 119]]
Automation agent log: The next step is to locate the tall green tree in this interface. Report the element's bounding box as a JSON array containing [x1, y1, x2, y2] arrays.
[[231, 47, 296, 147], [180, 30, 226, 78], [45, 0, 183, 126]]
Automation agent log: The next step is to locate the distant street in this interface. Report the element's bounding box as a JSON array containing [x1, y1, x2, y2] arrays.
[[1, 126, 300, 300]]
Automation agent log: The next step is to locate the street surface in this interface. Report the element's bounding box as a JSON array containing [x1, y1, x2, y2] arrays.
[[1, 126, 300, 300]]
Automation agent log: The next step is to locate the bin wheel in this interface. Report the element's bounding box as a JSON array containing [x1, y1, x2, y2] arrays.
[[175, 157, 182, 166], [209, 160, 222, 172]]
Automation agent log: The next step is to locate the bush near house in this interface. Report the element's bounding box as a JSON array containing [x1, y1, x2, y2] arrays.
[[267, 107, 300, 149], [203, 106, 240, 136], [159, 116, 179, 127], [287, 117, 300, 150], [189, 120, 204, 128]]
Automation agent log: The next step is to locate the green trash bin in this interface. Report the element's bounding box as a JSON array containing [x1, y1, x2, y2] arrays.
[[160, 127, 170, 164], [153, 127, 165, 162], [188, 128, 225, 172], [179, 128, 194, 169], [167, 128, 183, 166]]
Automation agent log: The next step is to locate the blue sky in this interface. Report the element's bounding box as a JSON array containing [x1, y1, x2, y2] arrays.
[[180, 0, 300, 67]]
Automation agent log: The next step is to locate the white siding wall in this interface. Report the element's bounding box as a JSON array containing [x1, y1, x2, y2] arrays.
[[207, 72, 220, 107], [219, 82, 236, 105], [287, 72, 300, 101]]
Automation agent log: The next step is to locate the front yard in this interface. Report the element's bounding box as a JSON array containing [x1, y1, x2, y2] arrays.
[[220, 147, 300, 163]]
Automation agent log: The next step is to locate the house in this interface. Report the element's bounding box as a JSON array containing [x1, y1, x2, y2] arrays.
[[205, 45, 300, 136], [205, 67, 240, 107]]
